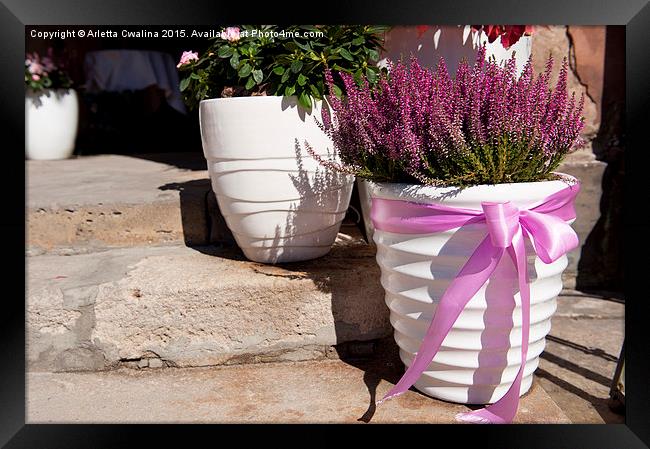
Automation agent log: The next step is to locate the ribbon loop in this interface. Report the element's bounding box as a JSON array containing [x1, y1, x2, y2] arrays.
[[371, 183, 580, 424], [481, 201, 520, 248]]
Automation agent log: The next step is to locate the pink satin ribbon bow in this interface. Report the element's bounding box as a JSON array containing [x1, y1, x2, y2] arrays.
[[370, 183, 580, 424]]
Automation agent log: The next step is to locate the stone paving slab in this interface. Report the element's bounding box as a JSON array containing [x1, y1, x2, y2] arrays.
[[27, 153, 211, 250], [26, 359, 570, 424], [27, 235, 389, 372], [27, 153, 208, 209], [538, 293, 624, 424]]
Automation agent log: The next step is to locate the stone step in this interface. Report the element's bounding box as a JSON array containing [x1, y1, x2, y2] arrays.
[[27, 153, 605, 284], [27, 234, 389, 372], [27, 359, 570, 423], [27, 153, 216, 253]]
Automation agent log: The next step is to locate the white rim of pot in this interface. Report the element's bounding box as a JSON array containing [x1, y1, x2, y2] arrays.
[[366, 172, 577, 202]]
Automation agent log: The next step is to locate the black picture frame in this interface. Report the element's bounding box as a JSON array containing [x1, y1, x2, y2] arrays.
[[3, 0, 649, 447]]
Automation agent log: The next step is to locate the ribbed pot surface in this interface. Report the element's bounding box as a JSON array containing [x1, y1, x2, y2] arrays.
[[200, 96, 353, 263], [368, 179, 574, 404]]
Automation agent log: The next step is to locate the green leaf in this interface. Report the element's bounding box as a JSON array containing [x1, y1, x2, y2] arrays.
[[331, 84, 343, 98], [307, 51, 321, 61], [368, 49, 379, 61], [217, 46, 234, 58], [339, 48, 354, 61], [229, 53, 240, 69], [179, 77, 190, 92], [245, 76, 256, 90], [238, 63, 252, 78], [298, 91, 312, 109], [284, 84, 295, 96], [297, 73, 307, 86], [290, 60, 303, 73], [190, 73, 200, 80], [309, 83, 322, 99], [281, 69, 291, 83], [273, 66, 285, 75], [295, 40, 311, 51], [353, 68, 363, 84], [352, 37, 365, 46], [366, 67, 378, 84], [252, 69, 263, 83]]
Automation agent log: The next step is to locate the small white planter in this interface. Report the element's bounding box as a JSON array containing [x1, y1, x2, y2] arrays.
[[199, 96, 354, 263], [368, 178, 575, 404], [25, 88, 79, 160]]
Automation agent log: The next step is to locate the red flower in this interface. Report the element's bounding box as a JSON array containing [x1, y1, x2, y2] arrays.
[[416, 25, 429, 38], [471, 25, 534, 49]]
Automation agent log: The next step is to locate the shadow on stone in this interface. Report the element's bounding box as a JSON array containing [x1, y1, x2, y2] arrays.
[[535, 367, 624, 423], [158, 179, 237, 250], [575, 25, 624, 293]]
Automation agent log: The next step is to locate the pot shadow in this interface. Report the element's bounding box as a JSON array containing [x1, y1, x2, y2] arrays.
[[158, 178, 237, 249]]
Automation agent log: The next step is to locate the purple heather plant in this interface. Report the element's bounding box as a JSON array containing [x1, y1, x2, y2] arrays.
[[306, 45, 585, 186]]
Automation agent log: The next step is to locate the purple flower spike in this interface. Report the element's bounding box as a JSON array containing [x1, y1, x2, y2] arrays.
[[316, 45, 585, 186]]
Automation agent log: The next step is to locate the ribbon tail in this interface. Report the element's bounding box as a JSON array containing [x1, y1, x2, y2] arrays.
[[378, 236, 503, 406], [456, 228, 530, 424]]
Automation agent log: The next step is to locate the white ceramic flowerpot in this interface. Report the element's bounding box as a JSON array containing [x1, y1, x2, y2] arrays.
[[368, 178, 575, 404], [199, 96, 354, 263], [25, 88, 79, 160]]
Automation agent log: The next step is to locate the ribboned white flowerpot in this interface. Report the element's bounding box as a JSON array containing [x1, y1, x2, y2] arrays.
[[368, 177, 575, 404], [199, 95, 354, 263], [25, 88, 79, 160]]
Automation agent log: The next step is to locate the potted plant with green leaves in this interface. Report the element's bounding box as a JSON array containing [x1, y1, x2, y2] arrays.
[[308, 46, 585, 423], [177, 25, 387, 263], [25, 49, 78, 160]]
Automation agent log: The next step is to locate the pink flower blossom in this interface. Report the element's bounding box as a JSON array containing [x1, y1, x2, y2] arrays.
[[223, 27, 240, 42], [31, 74, 40, 81], [177, 50, 199, 68], [28, 62, 44, 75]]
